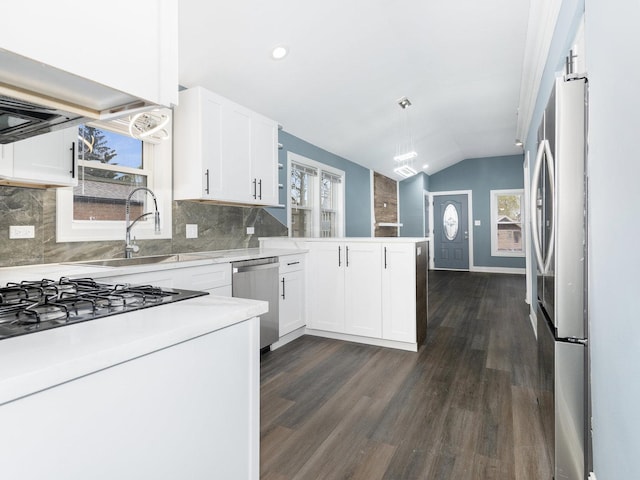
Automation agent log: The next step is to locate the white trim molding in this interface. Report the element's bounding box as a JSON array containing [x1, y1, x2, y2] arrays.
[[516, 0, 564, 145]]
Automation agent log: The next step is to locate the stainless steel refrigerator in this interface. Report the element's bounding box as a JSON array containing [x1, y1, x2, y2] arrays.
[[531, 76, 589, 480]]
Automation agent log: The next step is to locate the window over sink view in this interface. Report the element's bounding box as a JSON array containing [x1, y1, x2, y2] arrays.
[[56, 117, 173, 243]]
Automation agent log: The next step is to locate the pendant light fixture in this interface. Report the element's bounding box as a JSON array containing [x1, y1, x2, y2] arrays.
[[393, 96, 418, 178]]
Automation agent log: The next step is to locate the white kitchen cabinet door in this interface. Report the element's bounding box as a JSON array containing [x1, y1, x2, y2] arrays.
[[9, 127, 78, 187], [381, 243, 417, 342], [220, 101, 253, 203], [344, 243, 382, 338], [173, 87, 223, 200], [308, 242, 345, 332], [279, 270, 305, 336], [250, 112, 279, 206], [173, 86, 279, 207], [0, 1, 178, 108]]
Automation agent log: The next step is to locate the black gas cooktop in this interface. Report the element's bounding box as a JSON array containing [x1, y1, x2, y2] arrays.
[[0, 277, 208, 340]]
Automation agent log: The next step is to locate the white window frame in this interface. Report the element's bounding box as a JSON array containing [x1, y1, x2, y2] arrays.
[[287, 152, 345, 238], [56, 119, 173, 242], [490, 188, 525, 257]]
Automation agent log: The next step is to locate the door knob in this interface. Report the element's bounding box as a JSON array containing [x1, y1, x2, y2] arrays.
[[464, 231, 469, 239]]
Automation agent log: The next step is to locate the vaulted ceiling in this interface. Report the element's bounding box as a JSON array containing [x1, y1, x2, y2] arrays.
[[178, 0, 531, 179]]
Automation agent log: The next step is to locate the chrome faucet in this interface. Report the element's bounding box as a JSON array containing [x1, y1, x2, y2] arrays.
[[125, 187, 161, 258]]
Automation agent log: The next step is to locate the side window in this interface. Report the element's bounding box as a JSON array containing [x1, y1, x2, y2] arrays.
[[288, 153, 344, 238], [490, 189, 525, 257]]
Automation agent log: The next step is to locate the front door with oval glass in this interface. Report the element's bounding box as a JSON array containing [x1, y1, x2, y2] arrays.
[[433, 194, 469, 270]]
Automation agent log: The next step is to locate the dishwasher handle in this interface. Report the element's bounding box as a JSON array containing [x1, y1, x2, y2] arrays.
[[233, 262, 279, 274]]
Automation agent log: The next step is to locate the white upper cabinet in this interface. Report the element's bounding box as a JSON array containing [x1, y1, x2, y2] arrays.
[[173, 86, 279, 207], [1, 128, 78, 187], [250, 112, 279, 206], [0, 1, 178, 110]]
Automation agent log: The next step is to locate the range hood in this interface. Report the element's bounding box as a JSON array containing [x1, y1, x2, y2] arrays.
[[0, 48, 158, 144]]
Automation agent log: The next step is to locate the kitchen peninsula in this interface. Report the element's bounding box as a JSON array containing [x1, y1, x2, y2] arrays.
[[261, 237, 429, 352]]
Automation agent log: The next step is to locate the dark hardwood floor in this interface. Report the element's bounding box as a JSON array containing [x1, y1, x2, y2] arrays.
[[260, 271, 551, 479]]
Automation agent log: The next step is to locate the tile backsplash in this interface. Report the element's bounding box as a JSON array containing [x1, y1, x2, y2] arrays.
[[0, 186, 287, 268]]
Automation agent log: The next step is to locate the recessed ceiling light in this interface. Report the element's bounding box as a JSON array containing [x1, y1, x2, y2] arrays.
[[422, 164, 429, 170], [271, 45, 289, 60]]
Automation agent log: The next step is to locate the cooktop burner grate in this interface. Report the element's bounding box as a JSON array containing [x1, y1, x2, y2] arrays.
[[0, 277, 208, 340]]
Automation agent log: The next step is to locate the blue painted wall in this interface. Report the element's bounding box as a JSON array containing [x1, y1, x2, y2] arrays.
[[266, 130, 372, 237], [399, 173, 429, 237], [429, 154, 525, 269]]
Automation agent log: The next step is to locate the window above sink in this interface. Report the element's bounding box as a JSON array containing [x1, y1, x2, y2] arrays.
[[56, 116, 173, 243]]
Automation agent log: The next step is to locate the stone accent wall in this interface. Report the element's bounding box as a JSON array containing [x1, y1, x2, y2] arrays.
[[0, 186, 287, 267], [373, 172, 399, 237]]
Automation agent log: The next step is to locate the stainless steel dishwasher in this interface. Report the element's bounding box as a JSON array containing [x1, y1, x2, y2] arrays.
[[232, 257, 279, 350]]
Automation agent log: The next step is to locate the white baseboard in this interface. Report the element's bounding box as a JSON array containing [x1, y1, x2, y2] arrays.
[[470, 266, 526, 275], [305, 328, 418, 352]]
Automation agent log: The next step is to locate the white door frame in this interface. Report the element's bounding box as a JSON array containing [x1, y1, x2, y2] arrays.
[[429, 190, 474, 271]]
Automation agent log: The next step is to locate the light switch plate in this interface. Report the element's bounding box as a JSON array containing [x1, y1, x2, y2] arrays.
[[9, 225, 35, 239], [474, 220, 481, 226], [185, 224, 198, 239], [246, 226, 255, 235]]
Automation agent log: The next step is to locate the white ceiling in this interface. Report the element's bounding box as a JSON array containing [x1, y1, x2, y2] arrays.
[[178, 0, 531, 180]]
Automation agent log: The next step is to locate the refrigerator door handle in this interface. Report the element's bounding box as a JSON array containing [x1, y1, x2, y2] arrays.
[[531, 139, 547, 273], [530, 138, 556, 274], [543, 139, 556, 274]]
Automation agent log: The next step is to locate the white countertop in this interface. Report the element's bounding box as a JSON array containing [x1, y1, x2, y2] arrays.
[[0, 294, 268, 406], [0, 247, 303, 406], [0, 247, 306, 284]]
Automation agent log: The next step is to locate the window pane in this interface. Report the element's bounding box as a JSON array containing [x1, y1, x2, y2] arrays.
[[291, 169, 313, 208], [320, 210, 337, 237], [320, 173, 339, 209], [79, 125, 143, 168], [291, 208, 313, 237], [74, 126, 147, 222], [496, 194, 523, 253]]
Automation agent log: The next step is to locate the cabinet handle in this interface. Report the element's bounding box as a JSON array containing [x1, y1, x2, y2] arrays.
[[205, 169, 210, 194], [281, 277, 286, 299], [287, 261, 300, 266], [258, 179, 262, 200], [384, 247, 387, 269], [70, 142, 75, 178], [253, 178, 257, 199], [346, 246, 349, 267], [338, 246, 341, 267]]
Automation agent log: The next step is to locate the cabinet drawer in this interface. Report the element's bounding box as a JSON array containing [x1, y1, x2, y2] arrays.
[[185, 263, 232, 291], [279, 254, 306, 274]]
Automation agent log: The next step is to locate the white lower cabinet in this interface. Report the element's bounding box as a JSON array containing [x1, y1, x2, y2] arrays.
[[96, 262, 232, 295], [279, 255, 306, 336], [308, 242, 381, 338], [381, 243, 417, 342], [308, 242, 345, 332]]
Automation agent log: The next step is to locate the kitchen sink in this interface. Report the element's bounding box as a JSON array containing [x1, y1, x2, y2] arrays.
[[73, 253, 209, 268]]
